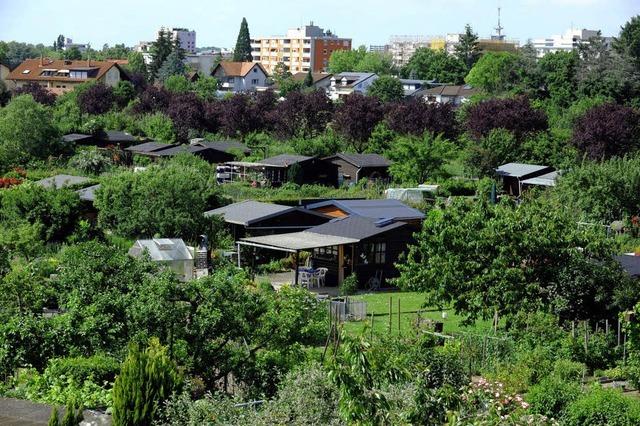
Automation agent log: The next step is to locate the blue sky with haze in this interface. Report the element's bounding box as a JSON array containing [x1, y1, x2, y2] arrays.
[[0, 0, 637, 49]]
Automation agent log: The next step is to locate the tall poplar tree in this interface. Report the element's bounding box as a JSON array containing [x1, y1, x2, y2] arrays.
[[233, 17, 253, 62]]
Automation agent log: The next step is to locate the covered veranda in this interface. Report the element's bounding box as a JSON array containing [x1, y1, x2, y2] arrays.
[[237, 231, 359, 287]]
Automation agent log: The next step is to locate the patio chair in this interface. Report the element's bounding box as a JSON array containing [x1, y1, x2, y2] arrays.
[[367, 270, 383, 291], [315, 268, 328, 288], [299, 271, 313, 289]]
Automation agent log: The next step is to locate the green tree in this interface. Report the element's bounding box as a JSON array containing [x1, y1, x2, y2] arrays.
[[233, 18, 253, 62], [193, 75, 219, 101], [455, 24, 480, 70], [614, 15, 640, 66], [163, 74, 191, 92], [52, 91, 83, 134], [538, 51, 578, 107], [396, 197, 626, 324], [388, 133, 455, 184], [56, 34, 65, 51], [149, 28, 174, 79], [356, 51, 395, 75], [0, 95, 59, 172], [113, 80, 136, 108], [95, 155, 221, 239], [139, 112, 176, 143], [157, 51, 186, 82], [402, 48, 467, 84], [367, 75, 404, 102], [127, 51, 148, 79], [112, 338, 182, 426], [465, 51, 525, 94], [303, 69, 314, 87], [328, 46, 367, 73], [64, 47, 82, 60]]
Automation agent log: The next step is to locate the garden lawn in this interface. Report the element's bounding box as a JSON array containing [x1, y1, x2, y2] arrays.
[[342, 291, 494, 336]]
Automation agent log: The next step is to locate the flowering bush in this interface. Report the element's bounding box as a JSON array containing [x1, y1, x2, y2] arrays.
[[0, 177, 22, 188], [450, 378, 559, 425]]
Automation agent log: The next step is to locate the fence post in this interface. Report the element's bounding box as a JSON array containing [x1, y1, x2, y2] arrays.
[[618, 318, 621, 347], [398, 298, 401, 335], [606, 319, 609, 335], [388, 297, 392, 333], [370, 313, 374, 341]]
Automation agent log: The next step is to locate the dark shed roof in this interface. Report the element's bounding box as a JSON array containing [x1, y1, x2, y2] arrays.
[[126, 142, 177, 154], [325, 153, 391, 168], [147, 145, 208, 157], [495, 163, 554, 179], [309, 215, 407, 240], [307, 199, 425, 221], [62, 133, 93, 143], [192, 140, 251, 155], [261, 154, 313, 167], [204, 200, 294, 225], [615, 255, 640, 277], [76, 184, 101, 202], [98, 130, 138, 143], [35, 174, 90, 189]]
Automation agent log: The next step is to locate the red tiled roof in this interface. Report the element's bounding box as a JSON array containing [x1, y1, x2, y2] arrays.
[[213, 61, 267, 77], [7, 58, 123, 83]]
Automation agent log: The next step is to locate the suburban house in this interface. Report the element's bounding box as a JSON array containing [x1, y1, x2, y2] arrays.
[[7, 58, 128, 94], [495, 163, 556, 197], [260, 154, 338, 186], [327, 72, 378, 100], [323, 153, 391, 186], [128, 238, 194, 282], [204, 200, 331, 239], [0, 63, 14, 90], [399, 79, 431, 97], [414, 84, 479, 105], [238, 215, 417, 288], [211, 61, 268, 92], [304, 199, 425, 228], [291, 72, 334, 90]]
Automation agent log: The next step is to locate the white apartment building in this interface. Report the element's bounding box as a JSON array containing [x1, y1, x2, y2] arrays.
[[388, 36, 445, 67], [531, 28, 600, 57], [251, 22, 351, 74], [63, 38, 89, 53]]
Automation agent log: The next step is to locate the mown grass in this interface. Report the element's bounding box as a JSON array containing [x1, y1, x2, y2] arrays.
[[341, 291, 494, 336]]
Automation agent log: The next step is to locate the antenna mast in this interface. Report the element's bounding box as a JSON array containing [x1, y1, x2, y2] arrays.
[[495, 7, 504, 39]]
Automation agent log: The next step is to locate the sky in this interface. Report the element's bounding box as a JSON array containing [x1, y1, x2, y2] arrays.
[[0, 0, 638, 49]]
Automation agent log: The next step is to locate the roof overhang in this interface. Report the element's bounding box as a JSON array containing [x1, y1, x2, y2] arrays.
[[239, 232, 359, 252]]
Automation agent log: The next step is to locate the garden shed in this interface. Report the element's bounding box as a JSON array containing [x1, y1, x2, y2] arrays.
[[495, 163, 555, 197], [323, 153, 391, 186], [128, 238, 195, 281]]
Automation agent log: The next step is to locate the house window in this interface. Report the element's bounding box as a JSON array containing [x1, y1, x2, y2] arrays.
[[362, 242, 386, 264], [251, 79, 259, 84]]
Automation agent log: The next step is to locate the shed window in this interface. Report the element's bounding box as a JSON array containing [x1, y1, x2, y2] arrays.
[[362, 242, 386, 264], [314, 245, 338, 261]]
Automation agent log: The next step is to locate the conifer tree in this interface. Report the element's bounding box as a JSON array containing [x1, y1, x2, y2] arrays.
[[112, 338, 182, 426], [149, 28, 174, 79], [304, 69, 314, 87], [233, 18, 253, 62], [455, 24, 480, 71]]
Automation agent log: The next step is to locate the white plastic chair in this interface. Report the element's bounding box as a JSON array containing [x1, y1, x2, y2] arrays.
[[315, 268, 328, 288], [298, 271, 313, 289]]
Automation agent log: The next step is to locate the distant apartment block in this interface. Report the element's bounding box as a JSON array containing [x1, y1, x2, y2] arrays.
[[168, 27, 196, 54], [251, 22, 352, 73], [7, 58, 127, 94], [63, 38, 89, 53], [531, 28, 603, 57], [369, 45, 388, 53], [388, 36, 445, 67], [445, 33, 519, 55]]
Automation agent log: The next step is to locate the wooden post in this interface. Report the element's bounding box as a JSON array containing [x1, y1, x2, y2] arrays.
[[398, 298, 401, 334], [624, 332, 627, 364], [606, 319, 609, 335], [370, 313, 374, 341], [388, 297, 392, 333], [618, 318, 621, 347], [584, 321, 589, 355], [237, 242, 241, 268], [572, 321, 576, 338], [294, 250, 300, 286]]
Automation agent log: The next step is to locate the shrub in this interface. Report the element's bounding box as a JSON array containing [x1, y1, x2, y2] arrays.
[[77, 83, 114, 115], [43, 355, 120, 386], [69, 148, 113, 175], [551, 359, 585, 383], [339, 273, 358, 296], [564, 386, 640, 426], [465, 96, 548, 140], [526, 377, 581, 419], [112, 338, 182, 426]]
